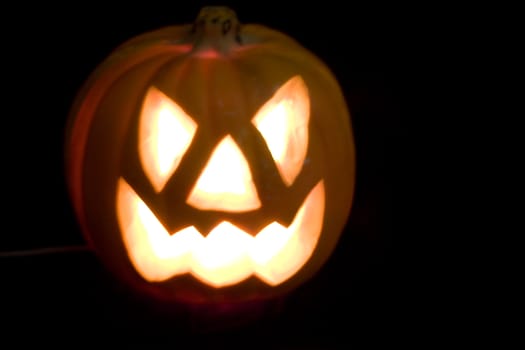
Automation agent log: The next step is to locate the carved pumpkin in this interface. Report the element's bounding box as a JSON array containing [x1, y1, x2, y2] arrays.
[[65, 7, 356, 304]]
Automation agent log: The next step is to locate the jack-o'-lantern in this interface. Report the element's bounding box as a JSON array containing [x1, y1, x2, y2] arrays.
[[65, 6, 355, 304]]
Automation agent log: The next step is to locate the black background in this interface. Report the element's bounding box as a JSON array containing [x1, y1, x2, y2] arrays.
[[1, 0, 419, 346]]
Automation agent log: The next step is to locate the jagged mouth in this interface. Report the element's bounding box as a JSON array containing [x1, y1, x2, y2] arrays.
[[116, 178, 325, 287]]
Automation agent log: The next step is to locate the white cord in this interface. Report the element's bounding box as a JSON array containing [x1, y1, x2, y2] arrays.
[[0, 245, 91, 257]]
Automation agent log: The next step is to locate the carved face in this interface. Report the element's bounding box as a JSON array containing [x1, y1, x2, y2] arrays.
[[65, 8, 355, 303], [117, 76, 325, 288]]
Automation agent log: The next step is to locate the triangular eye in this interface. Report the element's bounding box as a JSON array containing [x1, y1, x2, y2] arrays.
[[251, 75, 310, 186], [139, 87, 198, 193]]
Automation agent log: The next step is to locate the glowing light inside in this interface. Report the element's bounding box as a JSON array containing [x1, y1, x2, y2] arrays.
[[139, 87, 197, 193], [252, 75, 310, 186], [186, 135, 261, 212], [116, 178, 325, 287]]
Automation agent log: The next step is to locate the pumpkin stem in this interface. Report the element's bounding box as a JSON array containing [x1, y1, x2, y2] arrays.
[[191, 6, 242, 55]]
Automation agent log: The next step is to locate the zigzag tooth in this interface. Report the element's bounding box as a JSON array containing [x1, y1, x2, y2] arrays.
[[117, 178, 324, 287]]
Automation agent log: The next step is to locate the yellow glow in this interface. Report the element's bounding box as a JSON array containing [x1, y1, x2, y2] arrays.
[[116, 178, 325, 287], [139, 87, 197, 193], [192, 222, 253, 287], [186, 135, 261, 212], [252, 75, 310, 186]]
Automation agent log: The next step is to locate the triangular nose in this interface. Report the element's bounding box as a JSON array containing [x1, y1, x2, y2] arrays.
[[186, 135, 261, 212]]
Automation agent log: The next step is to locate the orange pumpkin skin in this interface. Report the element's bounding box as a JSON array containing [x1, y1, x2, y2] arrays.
[[65, 7, 356, 305]]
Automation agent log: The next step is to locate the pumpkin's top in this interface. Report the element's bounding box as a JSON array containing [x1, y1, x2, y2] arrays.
[[191, 6, 241, 54]]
